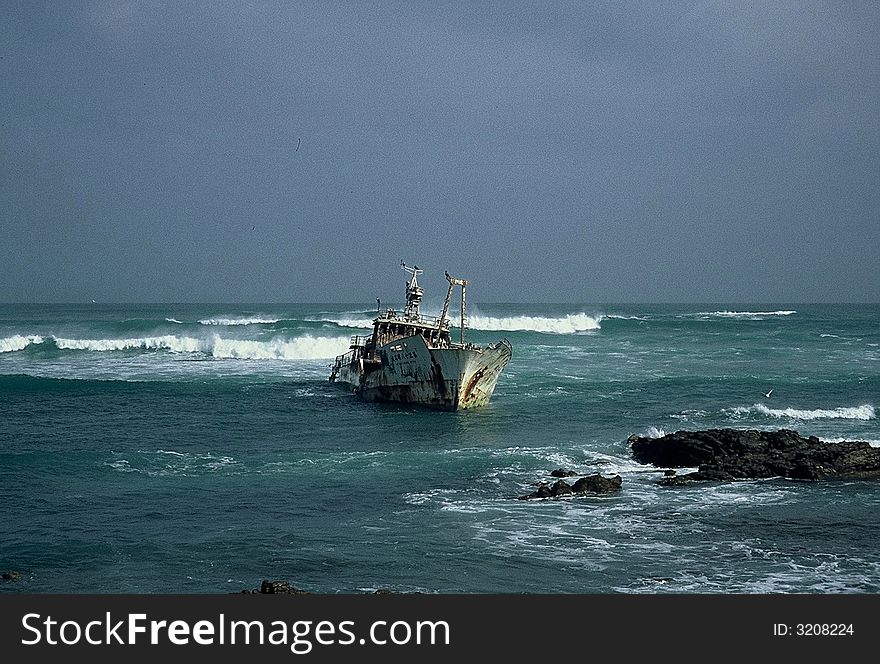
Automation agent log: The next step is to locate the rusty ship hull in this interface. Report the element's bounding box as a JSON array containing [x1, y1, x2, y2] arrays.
[[331, 334, 511, 411]]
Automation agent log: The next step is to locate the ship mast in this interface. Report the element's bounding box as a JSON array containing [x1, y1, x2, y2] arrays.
[[400, 260, 424, 320], [441, 270, 469, 344]]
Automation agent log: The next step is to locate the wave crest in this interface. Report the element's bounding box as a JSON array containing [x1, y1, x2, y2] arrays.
[[321, 317, 374, 329], [692, 310, 796, 320], [730, 403, 875, 421], [198, 317, 280, 326], [52, 334, 348, 360], [209, 335, 347, 360], [55, 335, 203, 353], [468, 313, 602, 334], [0, 335, 44, 353]]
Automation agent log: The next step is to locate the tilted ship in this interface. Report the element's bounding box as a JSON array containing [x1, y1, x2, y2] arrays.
[[329, 262, 512, 410]]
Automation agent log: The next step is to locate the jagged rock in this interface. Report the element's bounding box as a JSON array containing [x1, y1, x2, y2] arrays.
[[550, 479, 572, 496], [571, 473, 622, 495], [2, 571, 22, 582], [550, 468, 577, 478], [518, 474, 622, 499], [258, 580, 310, 594], [631, 428, 880, 483]]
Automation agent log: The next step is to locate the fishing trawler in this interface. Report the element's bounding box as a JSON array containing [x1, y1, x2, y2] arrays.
[[329, 262, 512, 410]]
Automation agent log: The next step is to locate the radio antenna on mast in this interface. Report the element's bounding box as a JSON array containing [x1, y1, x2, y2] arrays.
[[400, 261, 424, 319]]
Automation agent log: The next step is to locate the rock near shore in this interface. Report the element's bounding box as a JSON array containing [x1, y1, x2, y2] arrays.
[[518, 473, 622, 499], [629, 428, 880, 483]]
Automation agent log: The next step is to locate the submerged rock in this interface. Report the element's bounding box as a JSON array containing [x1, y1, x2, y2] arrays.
[[550, 468, 577, 478], [2, 571, 22, 582], [518, 473, 622, 499], [629, 428, 880, 484]]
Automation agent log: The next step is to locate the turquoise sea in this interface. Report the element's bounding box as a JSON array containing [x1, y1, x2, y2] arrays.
[[1, 303, 878, 593]]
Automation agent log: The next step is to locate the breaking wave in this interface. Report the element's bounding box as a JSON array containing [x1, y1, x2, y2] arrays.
[[690, 310, 797, 319], [0, 335, 44, 353], [467, 313, 602, 334], [315, 311, 605, 334], [208, 336, 347, 360], [317, 311, 605, 334], [198, 317, 280, 326], [55, 335, 203, 353], [823, 437, 880, 448], [323, 317, 374, 329], [730, 403, 875, 421], [47, 334, 348, 360]]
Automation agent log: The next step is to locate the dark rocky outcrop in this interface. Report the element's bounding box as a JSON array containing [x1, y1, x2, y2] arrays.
[[550, 479, 572, 496], [2, 571, 22, 582], [628, 428, 880, 484], [571, 474, 623, 494], [550, 468, 577, 478], [241, 580, 310, 594], [518, 473, 622, 499]]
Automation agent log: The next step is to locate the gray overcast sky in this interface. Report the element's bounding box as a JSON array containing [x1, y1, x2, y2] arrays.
[[1, 1, 878, 303]]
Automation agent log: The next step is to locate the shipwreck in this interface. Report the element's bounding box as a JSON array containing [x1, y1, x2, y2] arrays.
[[329, 262, 512, 410]]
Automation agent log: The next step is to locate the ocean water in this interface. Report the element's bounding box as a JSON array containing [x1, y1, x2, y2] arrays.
[[1, 303, 878, 594]]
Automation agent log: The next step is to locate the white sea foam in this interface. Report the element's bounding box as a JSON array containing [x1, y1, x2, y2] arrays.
[[645, 426, 667, 439], [691, 310, 796, 319], [670, 409, 708, 422], [730, 403, 875, 421], [108, 451, 241, 477], [55, 335, 204, 353], [317, 311, 604, 334], [52, 334, 348, 360], [198, 317, 280, 326], [165, 318, 183, 324], [822, 437, 880, 448], [323, 317, 374, 329], [467, 313, 602, 334], [0, 335, 44, 353], [209, 335, 347, 360]]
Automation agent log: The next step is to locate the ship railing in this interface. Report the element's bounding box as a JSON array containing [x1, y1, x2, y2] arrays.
[[333, 345, 364, 367], [378, 310, 450, 329], [349, 335, 369, 348], [448, 342, 482, 351]]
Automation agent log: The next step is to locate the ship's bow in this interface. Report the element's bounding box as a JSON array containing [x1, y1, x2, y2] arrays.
[[454, 339, 512, 409]]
